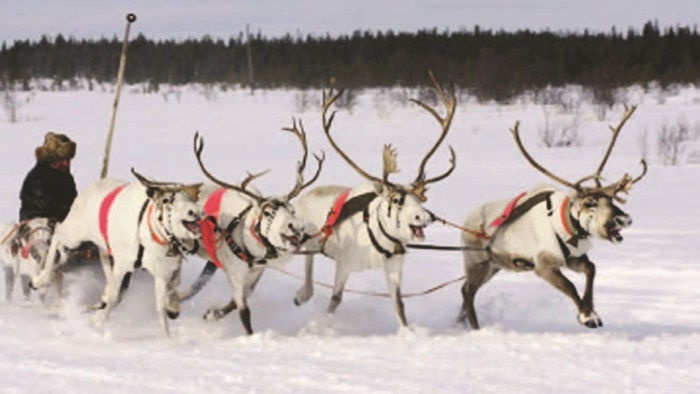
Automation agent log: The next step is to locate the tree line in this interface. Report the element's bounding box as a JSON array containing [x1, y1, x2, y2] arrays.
[[1, 21, 699, 102]]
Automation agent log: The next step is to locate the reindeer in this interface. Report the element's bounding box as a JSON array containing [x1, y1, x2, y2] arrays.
[[292, 73, 456, 328], [178, 120, 323, 335], [459, 105, 647, 329], [31, 169, 203, 337], [0, 218, 54, 301]]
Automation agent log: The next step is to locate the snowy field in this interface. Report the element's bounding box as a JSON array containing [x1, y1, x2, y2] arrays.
[[0, 82, 699, 392]]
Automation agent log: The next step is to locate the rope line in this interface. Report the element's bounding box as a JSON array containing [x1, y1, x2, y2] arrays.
[[267, 265, 465, 299]]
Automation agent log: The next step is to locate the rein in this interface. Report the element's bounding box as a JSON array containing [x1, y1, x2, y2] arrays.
[[268, 264, 466, 299]]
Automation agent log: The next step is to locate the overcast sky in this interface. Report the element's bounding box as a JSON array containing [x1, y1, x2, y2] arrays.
[[2, 0, 699, 44]]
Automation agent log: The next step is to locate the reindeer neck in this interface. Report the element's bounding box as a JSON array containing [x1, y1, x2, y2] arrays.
[[548, 192, 589, 255], [363, 197, 406, 258]]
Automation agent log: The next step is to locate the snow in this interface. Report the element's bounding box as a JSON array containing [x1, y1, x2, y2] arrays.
[[1, 83, 699, 392]]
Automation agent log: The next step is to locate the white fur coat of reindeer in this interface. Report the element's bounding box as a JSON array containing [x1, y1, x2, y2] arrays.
[[31, 169, 203, 337], [293, 73, 457, 328], [459, 105, 646, 329]]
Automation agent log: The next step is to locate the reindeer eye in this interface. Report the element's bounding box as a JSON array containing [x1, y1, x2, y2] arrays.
[[392, 197, 400, 204], [583, 199, 598, 209]]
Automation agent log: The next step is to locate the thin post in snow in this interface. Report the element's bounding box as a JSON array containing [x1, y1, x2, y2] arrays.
[[100, 13, 136, 179]]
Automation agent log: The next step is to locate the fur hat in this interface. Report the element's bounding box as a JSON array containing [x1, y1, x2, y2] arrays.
[[35, 132, 76, 163]]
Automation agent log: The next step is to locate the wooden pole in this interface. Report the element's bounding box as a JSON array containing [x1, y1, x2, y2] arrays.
[[100, 13, 136, 179]]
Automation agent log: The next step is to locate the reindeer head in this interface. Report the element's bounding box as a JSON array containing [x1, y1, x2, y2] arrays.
[[512, 105, 647, 243], [132, 168, 204, 241], [16, 218, 54, 274], [193, 119, 324, 253], [321, 72, 456, 243]]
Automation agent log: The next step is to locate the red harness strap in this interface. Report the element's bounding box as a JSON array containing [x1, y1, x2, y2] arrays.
[[199, 188, 227, 268], [146, 204, 168, 246], [99, 184, 128, 254], [490, 191, 527, 228], [320, 189, 352, 240], [559, 196, 574, 237]]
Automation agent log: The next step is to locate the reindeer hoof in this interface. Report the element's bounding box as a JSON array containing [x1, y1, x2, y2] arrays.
[[166, 309, 180, 320], [293, 288, 313, 306], [203, 308, 224, 322], [578, 311, 603, 328]]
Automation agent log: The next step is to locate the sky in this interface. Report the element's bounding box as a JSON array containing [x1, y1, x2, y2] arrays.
[[2, 0, 699, 44]]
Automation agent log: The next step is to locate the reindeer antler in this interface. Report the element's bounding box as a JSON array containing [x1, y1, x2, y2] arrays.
[[131, 168, 184, 189], [193, 132, 265, 203], [283, 118, 325, 200], [409, 71, 457, 201], [511, 121, 581, 191], [593, 105, 638, 187], [321, 79, 394, 187], [512, 105, 645, 202]]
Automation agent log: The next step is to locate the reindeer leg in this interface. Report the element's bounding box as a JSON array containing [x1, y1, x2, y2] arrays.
[[246, 266, 265, 296], [566, 254, 602, 328], [458, 259, 499, 329], [165, 267, 181, 320], [93, 261, 129, 330], [294, 254, 315, 306], [20, 274, 31, 300], [203, 298, 237, 321], [4, 265, 15, 301], [535, 253, 598, 328], [203, 273, 253, 334], [328, 263, 350, 313], [153, 276, 172, 338], [178, 261, 217, 301], [384, 258, 407, 327], [87, 250, 114, 311]]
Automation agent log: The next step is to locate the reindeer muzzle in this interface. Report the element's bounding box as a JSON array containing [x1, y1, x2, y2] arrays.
[[182, 220, 202, 237], [606, 214, 631, 243]]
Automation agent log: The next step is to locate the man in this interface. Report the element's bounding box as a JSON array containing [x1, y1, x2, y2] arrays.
[[19, 132, 78, 223]]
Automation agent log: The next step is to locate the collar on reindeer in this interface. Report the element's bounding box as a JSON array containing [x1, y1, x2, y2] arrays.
[[557, 196, 588, 248], [144, 200, 199, 256], [147, 203, 169, 247]]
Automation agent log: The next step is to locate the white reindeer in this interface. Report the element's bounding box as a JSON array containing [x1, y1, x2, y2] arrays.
[[31, 169, 203, 337], [293, 73, 456, 327], [178, 121, 323, 335], [459, 105, 647, 329], [0, 218, 54, 301]]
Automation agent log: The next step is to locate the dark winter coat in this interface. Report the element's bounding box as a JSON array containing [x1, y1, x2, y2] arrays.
[[19, 162, 77, 222]]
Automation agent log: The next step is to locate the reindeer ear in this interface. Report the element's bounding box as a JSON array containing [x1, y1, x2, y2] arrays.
[[182, 183, 203, 202], [372, 181, 385, 195], [145, 187, 161, 199]]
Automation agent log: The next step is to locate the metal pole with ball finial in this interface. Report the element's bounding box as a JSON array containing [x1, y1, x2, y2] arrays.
[[100, 13, 136, 179]]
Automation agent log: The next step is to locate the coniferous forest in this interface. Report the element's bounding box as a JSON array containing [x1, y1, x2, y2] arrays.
[[1, 21, 699, 102]]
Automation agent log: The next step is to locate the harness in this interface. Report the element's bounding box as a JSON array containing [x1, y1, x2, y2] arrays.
[[486, 190, 588, 262], [363, 203, 406, 258], [99, 184, 128, 254], [550, 195, 589, 257], [198, 188, 279, 268], [224, 205, 276, 267], [319, 190, 407, 258]]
